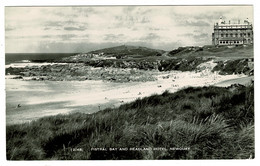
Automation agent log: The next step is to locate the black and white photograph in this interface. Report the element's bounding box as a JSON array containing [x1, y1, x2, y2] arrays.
[[1, 2, 258, 163]]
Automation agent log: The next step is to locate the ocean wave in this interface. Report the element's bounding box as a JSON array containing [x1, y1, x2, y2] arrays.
[[19, 60, 31, 63], [5, 62, 67, 68]]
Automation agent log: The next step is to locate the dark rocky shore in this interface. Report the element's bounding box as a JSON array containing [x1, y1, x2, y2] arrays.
[[5, 45, 254, 82], [6, 63, 157, 82], [6, 57, 253, 82]]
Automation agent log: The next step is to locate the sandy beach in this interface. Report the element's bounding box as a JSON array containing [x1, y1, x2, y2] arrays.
[[214, 76, 253, 87], [5, 61, 252, 125]]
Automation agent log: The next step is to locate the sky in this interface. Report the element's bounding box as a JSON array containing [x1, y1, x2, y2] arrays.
[[5, 6, 253, 53]]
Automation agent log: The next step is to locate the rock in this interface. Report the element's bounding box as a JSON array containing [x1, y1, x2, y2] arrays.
[[16, 104, 21, 108], [12, 76, 23, 79], [162, 75, 169, 79]]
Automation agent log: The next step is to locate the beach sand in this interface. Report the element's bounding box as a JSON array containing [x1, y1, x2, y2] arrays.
[[5, 64, 251, 125], [214, 76, 253, 87]]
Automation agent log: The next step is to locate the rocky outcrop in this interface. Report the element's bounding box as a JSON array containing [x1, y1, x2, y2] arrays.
[[6, 63, 157, 82], [62, 56, 212, 72], [5, 46, 254, 83], [6, 67, 26, 75]]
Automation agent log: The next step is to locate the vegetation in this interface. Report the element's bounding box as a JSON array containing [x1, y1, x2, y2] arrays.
[[61, 45, 253, 73], [213, 59, 253, 75], [158, 57, 210, 71], [6, 84, 254, 160], [88, 45, 165, 57], [168, 45, 253, 59]]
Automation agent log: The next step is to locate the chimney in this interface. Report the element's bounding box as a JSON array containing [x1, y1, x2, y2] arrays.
[[238, 20, 240, 24], [219, 16, 223, 24], [229, 20, 231, 24]]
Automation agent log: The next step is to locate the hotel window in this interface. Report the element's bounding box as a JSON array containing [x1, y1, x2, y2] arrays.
[[240, 33, 243, 37], [226, 34, 228, 37], [230, 33, 233, 37], [235, 34, 238, 37], [248, 33, 251, 37], [221, 34, 224, 37]]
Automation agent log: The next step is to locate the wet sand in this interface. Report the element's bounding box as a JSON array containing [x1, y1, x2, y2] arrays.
[[214, 76, 253, 87]]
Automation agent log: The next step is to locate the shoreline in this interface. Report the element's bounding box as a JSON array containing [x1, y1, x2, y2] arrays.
[[5, 67, 252, 125]]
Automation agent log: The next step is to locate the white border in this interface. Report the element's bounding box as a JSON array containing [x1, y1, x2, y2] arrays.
[[0, 0, 257, 6], [0, 1, 259, 166]]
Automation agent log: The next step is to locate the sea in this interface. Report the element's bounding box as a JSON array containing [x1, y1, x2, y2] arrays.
[[5, 53, 77, 65]]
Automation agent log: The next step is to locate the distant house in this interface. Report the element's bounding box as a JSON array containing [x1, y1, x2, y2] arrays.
[[212, 17, 253, 46]]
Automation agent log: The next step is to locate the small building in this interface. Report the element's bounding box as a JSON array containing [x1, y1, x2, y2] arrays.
[[212, 17, 253, 46]]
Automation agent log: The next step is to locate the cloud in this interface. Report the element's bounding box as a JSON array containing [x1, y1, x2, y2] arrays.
[[103, 34, 125, 41], [35, 42, 123, 53], [5, 27, 15, 31], [64, 20, 77, 24], [179, 33, 193, 37], [42, 35, 51, 39], [178, 20, 210, 27], [179, 32, 208, 40], [194, 33, 208, 39], [140, 33, 160, 41], [140, 17, 150, 23], [122, 6, 136, 13], [194, 12, 228, 20], [114, 15, 150, 29], [44, 20, 88, 31], [5, 6, 253, 53], [52, 11, 66, 17], [64, 26, 86, 31], [59, 34, 78, 40], [44, 21, 63, 27], [72, 7, 96, 15], [177, 32, 210, 47], [148, 27, 161, 31]]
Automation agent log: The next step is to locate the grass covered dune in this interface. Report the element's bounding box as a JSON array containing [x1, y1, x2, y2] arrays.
[[7, 85, 254, 160]]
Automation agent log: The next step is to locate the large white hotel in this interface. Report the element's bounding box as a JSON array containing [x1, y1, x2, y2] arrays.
[[212, 17, 253, 46]]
